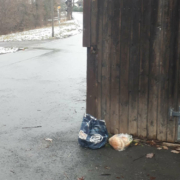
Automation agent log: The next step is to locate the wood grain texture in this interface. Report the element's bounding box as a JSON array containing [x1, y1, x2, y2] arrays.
[[83, 0, 91, 47], [138, 0, 151, 138], [85, 0, 180, 142], [147, 0, 161, 139], [128, 0, 141, 136], [167, 0, 179, 142], [91, 0, 98, 46], [86, 47, 98, 117], [101, 0, 112, 132], [110, 0, 122, 134], [96, 0, 103, 119], [119, 0, 131, 134], [157, 0, 170, 141], [176, 1, 180, 142]]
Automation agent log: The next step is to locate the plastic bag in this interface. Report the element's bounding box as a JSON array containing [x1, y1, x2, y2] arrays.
[[109, 134, 133, 151], [78, 114, 108, 150]]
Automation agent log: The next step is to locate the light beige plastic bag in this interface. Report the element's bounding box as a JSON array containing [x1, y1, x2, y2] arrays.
[[109, 134, 133, 151]]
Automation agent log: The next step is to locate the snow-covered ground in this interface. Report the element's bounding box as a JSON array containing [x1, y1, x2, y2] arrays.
[[0, 13, 82, 54], [0, 20, 82, 42], [0, 47, 19, 54]]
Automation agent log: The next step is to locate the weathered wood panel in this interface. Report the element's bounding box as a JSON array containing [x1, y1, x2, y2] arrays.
[[86, 47, 98, 117], [110, 0, 121, 134], [96, 0, 103, 120], [91, 0, 98, 46], [176, 1, 180, 142], [83, 0, 91, 47], [119, 0, 131, 134], [147, 0, 161, 140], [128, 0, 141, 136], [167, 0, 179, 142], [85, 0, 180, 142], [138, 0, 151, 138], [157, 0, 170, 141], [101, 0, 112, 132]]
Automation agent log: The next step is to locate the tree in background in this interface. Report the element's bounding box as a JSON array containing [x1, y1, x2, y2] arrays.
[[0, 0, 66, 35], [76, 0, 83, 7], [65, 0, 72, 20], [73, 0, 83, 12]]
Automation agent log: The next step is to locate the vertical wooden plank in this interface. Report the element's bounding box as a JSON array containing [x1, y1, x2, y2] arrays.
[[138, 0, 151, 138], [86, 48, 92, 115], [83, 0, 91, 47], [96, 0, 103, 120], [86, 0, 99, 119], [177, 2, 180, 142], [147, 0, 162, 139], [86, 0, 98, 116], [86, 47, 98, 117], [91, 0, 98, 46], [128, 0, 141, 136], [167, 0, 179, 142], [90, 0, 99, 119], [119, 0, 131, 134], [110, 0, 122, 134], [157, 0, 170, 141], [101, 0, 112, 132], [173, 0, 180, 142]]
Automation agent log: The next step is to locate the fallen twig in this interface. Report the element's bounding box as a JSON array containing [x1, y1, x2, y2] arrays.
[[22, 126, 42, 129], [101, 174, 111, 176], [64, 172, 70, 179], [133, 155, 145, 162]]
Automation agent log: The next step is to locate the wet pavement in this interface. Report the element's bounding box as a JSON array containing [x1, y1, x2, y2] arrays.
[[1, 13, 180, 180]]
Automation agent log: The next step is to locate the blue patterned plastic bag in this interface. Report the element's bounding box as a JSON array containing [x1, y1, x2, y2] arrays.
[[78, 114, 109, 149]]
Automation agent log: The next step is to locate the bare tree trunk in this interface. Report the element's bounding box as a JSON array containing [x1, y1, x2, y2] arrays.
[[51, 0, 54, 37], [66, 0, 72, 20], [72, 0, 74, 18]]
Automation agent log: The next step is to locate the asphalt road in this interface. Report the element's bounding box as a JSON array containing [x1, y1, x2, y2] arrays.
[[0, 32, 88, 179], [1, 12, 180, 180]]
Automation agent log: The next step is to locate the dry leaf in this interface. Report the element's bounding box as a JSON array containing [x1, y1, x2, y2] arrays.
[[46, 145, 50, 148], [146, 140, 156, 146], [105, 166, 110, 169], [135, 143, 138, 146], [77, 177, 84, 180], [171, 150, 179, 154], [45, 138, 53, 142], [157, 147, 162, 150], [134, 139, 141, 143], [150, 177, 156, 180], [176, 147, 180, 151], [163, 146, 168, 150], [146, 153, 154, 158], [150, 140, 156, 146]]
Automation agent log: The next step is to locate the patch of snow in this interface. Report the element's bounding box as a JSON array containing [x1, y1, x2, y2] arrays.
[[0, 47, 19, 54], [0, 20, 82, 42]]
